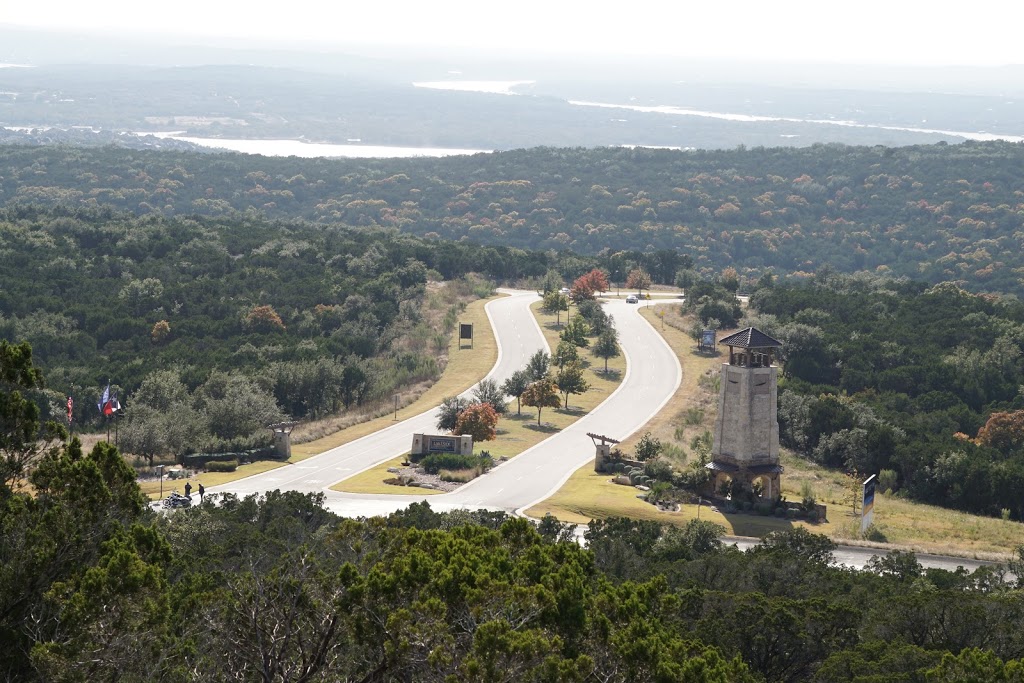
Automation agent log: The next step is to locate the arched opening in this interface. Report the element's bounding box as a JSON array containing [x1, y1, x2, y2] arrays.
[[716, 474, 734, 499], [753, 474, 773, 500]]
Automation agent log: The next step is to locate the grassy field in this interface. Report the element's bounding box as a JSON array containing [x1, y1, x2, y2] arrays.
[[138, 294, 500, 500], [332, 299, 627, 495], [528, 304, 1024, 560]]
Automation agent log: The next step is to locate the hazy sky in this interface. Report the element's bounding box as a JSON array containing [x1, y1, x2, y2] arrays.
[[4, 0, 1023, 66]]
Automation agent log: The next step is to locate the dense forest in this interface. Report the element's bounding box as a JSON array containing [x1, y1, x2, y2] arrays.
[[741, 273, 1024, 519], [1, 430, 1022, 682], [2, 448, 1024, 683], [3, 337, 1023, 682], [0, 204, 688, 461], [0, 207, 546, 457], [1, 142, 1023, 293]]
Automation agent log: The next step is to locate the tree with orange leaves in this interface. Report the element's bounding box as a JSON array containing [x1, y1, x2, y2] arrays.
[[454, 402, 499, 442], [571, 268, 610, 302], [976, 410, 1024, 454]]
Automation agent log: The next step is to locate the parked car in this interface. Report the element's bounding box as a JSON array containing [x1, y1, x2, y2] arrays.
[[626, 295, 639, 304]]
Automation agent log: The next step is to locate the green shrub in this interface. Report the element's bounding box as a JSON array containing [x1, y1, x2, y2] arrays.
[[420, 453, 477, 474], [644, 458, 674, 482], [878, 469, 899, 494], [206, 460, 238, 473], [477, 451, 495, 473]]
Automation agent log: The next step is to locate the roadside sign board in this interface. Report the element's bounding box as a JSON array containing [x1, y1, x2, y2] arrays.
[[861, 474, 877, 533], [459, 323, 474, 348]]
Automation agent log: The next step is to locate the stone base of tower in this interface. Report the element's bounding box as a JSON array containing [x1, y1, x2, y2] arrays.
[[704, 460, 784, 501]]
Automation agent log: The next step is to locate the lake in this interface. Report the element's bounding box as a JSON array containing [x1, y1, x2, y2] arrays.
[[139, 133, 490, 158]]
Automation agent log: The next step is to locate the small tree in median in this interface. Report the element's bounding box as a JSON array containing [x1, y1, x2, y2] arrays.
[[501, 369, 531, 416], [560, 314, 591, 348], [526, 349, 551, 381], [454, 402, 499, 442], [593, 327, 620, 373], [521, 379, 561, 426], [473, 378, 508, 415], [556, 361, 590, 409], [552, 339, 580, 368], [542, 291, 569, 327], [437, 395, 470, 433]]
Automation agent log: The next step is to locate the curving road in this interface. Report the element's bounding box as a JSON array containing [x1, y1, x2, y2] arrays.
[[207, 292, 999, 573], [210, 292, 682, 518], [210, 289, 547, 500]]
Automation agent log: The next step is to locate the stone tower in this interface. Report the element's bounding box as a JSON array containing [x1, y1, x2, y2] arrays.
[[708, 327, 784, 499]]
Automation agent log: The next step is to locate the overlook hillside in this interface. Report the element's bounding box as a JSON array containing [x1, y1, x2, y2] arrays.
[[1, 142, 1023, 294]]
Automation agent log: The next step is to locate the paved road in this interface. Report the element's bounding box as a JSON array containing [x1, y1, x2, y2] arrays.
[[313, 297, 681, 517], [722, 535, 1008, 573], [210, 289, 547, 501], [211, 293, 682, 519], [207, 292, 1003, 574]]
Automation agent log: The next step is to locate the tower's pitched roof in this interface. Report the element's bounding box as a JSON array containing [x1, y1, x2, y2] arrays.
[[718, 327, 783, 349]]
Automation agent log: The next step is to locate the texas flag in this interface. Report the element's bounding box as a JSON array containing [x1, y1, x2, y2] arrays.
[[97, 383, 119, 416]]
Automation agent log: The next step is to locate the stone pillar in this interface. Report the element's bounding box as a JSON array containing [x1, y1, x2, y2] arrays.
[[274, 429, 292, 459], [594, 443, 611, 472]]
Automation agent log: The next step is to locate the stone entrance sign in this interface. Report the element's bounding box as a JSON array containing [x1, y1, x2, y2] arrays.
[[411, 433, 473, 457]]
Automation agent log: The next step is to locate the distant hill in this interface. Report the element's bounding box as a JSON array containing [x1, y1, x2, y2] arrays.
[[2, 142, 1023, 294], [3, 26, 1024, 150]]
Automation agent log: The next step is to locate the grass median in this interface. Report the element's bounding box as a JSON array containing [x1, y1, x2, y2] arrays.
[[332, 299, 626, 495]]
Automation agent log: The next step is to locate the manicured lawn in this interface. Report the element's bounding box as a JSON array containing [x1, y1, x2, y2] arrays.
[[333, 299, 626, 494]]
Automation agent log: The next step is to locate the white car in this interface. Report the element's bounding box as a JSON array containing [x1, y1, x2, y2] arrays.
[[626, 295, 639, 304]]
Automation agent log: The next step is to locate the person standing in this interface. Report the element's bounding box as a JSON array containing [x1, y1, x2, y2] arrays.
[[184, 481, 192, 499], [198, 483, 205, 502]]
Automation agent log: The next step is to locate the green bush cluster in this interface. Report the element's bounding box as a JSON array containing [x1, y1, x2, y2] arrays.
[[419, 451, 494, 475]]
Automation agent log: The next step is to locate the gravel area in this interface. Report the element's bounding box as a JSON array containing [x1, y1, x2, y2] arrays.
[[386, 465, 462, 492]]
